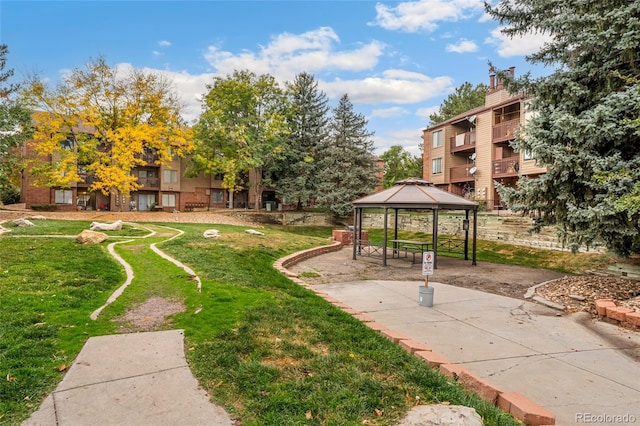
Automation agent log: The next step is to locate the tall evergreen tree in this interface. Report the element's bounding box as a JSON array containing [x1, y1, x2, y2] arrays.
[[486, 0, 640, 255], [277, 72, 330, 210], [0, 44, 32, 203], [316, 94, 379, 217], [428, 82, 488, 126]]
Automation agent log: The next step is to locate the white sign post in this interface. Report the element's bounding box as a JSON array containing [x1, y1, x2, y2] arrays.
[[419, 251, 435, 307], [422, 251, 434, 286]]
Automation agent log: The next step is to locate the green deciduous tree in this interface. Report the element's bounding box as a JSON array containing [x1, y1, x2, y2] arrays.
[[428, 82, 488, 126], [21, 57, 192, 209], [190, 70, 289, 209], [486, 0, 640, 255], [276, 72, 330, 209], [0, 44, 33, 203], [380, 145, 422, 188], [316, 94, 379, 217]]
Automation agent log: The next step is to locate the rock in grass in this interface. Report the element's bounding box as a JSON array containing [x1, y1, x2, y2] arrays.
[[398, 404, 484, 426], [76, 230, 108, 244]]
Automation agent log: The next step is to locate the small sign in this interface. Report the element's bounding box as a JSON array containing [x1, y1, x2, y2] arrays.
[[422, 251, 434, 276]]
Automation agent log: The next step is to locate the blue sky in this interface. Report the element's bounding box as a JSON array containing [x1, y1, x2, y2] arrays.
[[1, 0, 551, 156]]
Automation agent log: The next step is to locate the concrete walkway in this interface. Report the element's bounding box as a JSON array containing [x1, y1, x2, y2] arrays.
[[316, 279, 640, 426], [23, 330, 234, 426]]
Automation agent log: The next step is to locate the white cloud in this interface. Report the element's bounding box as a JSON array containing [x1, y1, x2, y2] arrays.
[[373, 127, 425, 157], [416, 105, 441, 121], [152, 50, 163, 57], [321, 70, 453, 105], [371, 0, 485, 33], [204, 27, 385, 82], [158, 40, 172, 47], [486, 27, 553, 57], [370, 106, 408, 119], [446, 39, 478, 53]]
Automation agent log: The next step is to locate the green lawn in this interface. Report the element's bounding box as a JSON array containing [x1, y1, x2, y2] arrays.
[[3, 219, 602, 425]]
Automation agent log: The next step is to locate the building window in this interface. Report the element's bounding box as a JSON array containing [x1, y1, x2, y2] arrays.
[[163, 169, 178, 183], [523, 149, 534, 160], [432, 130, 443, 148], [54, 189, 73, 204], [161, 193, 176, 207], [432, 158, 443, 174], [60, 137, 74, 150], [211, 190, 224, 203]]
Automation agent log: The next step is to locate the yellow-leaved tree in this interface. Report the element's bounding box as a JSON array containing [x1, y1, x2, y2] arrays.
[[22, 57, 192, 209]]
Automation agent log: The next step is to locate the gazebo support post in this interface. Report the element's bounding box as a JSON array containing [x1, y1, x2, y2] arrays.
[[464, 209, 470, 260], [472, 208, 477, 265], [383, 207, 389, 266], [432, 209, 439, 269], [352, 207, 359, 260], [394, 209, 399, 241]]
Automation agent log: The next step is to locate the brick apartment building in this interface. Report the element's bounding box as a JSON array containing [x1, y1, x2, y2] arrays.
[[20, 134, 382, 213], [422, 67, 546, 210], [20, 140, 278, 213]]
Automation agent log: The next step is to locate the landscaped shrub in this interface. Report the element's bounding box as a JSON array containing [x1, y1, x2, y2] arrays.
[[30, 203, 58, 211], [0, 184, 21, 205]]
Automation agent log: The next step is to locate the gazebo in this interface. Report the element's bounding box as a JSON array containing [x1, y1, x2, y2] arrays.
[[351, 178, 479, 267]]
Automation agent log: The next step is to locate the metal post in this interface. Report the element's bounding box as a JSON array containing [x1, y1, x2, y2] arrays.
[[383, 207, 388, 266], [472, 208, 477, 266], [464, 209, 469, 260], [432, 209, 439, 269], [352, 207, 358, 260]]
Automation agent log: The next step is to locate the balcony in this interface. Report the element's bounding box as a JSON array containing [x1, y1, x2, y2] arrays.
[[492, 118, 520, 143], [450, 131, 476, 153], [449, 164, 476, 183], [139, 152, 160, 166], [138, 177, 160, 189], [78, 173, 97, 187], [492, 157, 520, 178]]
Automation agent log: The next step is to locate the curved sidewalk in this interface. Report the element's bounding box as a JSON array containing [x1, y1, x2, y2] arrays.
[[23, 330, 233, 426], [315, 279, 640, 425]]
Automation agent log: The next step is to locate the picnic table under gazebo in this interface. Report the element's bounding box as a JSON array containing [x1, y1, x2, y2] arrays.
[[351, 178, 478, 268]]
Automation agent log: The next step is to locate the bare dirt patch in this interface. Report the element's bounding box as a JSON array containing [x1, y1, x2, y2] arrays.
[[114, 297, 185, 333]]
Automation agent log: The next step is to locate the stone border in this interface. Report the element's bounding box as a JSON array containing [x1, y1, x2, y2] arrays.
[[274, 241, 556, 426], [594, 299, 640, 329]]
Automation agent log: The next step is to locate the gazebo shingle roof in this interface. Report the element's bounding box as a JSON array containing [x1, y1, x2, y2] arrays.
[[353, 178, 478, 210]]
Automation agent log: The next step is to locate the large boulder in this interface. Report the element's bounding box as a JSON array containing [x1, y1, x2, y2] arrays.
[[90, 220, 123, 231], [13, 218, 35, 227], [77, 230, 108, 244]]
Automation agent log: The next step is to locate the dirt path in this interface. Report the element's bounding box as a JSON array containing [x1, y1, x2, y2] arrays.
[[289, 247, 568, 301]]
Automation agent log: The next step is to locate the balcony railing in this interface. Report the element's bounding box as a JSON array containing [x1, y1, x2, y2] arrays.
[[492, 157, 520, 178], [450, 131, 476, 153], [492, 118, 520, 143], [78, 173, 97, 186], [138, 177, 160, 188], [449, 164, 476, 183], [139, 152, 160, 165]]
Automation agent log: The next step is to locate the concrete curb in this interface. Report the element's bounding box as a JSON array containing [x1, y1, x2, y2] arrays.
[[274, 243, 556, 426], [525, 280, 566, 311]]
